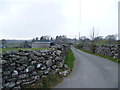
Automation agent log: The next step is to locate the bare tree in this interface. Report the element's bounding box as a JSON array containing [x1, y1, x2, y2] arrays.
[[90, 27, 95, 40], [104, 35, 117, 44], [94, 36, 103, 43], [90, 27, 99, 40], [2, 39, 7, 46], [35, 37, 39, 41]]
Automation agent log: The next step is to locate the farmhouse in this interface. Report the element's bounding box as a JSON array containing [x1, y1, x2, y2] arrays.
[[32, 41, 54, 48]]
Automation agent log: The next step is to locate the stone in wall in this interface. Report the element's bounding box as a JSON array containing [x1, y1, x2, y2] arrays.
[[82, 44, 119, 59], [1, 46, 70, 89], [95, 45, 118, 59]]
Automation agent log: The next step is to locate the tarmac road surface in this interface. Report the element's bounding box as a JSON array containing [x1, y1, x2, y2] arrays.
[[55, 47, 118, 88]]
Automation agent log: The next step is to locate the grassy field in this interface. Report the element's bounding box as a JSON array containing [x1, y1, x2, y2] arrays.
[[1, 48, 48, 53], [7, 45, 23, 48], [78, 48, 120, 64]]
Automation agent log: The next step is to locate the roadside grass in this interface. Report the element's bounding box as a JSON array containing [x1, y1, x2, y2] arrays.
[[24, 73, 63, 88], [0, 48, 2, 53], [78, 48, 120, 64], [64, 48, 75, 71], [24, 48, 75, 88], [2, 48, 48, 52]]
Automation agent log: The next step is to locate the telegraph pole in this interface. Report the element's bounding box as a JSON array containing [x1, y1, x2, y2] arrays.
[[118, 1, 120, 59], [79, 32, 80, 41], [79, 0, 81, 43], [75, 36, 77, 47]]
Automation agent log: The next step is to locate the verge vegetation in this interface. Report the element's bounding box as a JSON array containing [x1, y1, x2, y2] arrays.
[[64, 48, 75, 71], [0, 48, 2, 53], [24, 73, 63, 88]]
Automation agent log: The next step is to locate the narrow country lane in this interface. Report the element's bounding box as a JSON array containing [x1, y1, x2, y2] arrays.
[[55, 47, 118, 88]]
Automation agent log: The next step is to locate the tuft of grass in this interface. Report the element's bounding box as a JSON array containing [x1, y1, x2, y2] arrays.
[[23, 73, 63, 88], [78, 48, 120, 64], [64, 48, 75, 71]]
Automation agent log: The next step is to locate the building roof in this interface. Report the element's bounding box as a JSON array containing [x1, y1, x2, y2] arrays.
[[32, 41, 53, 44]]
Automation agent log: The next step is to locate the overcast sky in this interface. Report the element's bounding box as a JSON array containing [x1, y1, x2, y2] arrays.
[[0, 0, 119, 39]]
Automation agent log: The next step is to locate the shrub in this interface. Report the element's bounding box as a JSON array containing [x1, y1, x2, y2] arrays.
[[76, 43, 83, 49], [90, 44, 96, 53]]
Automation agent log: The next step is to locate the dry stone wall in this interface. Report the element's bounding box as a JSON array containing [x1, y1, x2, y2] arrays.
[[95, 45, 119, 59], [82, 45, 119, 59], [1, 46, 69, 89]]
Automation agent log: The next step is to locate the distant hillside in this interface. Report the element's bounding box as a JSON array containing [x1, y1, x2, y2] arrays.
[[0, 39, 32, 48]]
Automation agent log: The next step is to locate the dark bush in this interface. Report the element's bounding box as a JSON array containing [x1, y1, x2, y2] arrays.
[[76, 43, 84, 49], [90, 44, 96, 53]]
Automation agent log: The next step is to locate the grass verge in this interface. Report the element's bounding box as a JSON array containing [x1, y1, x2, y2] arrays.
[[24, 72, 63, 88], [0, 48, 2, 54], [78, 48, 120, 64], [64, 48, 75, 71]]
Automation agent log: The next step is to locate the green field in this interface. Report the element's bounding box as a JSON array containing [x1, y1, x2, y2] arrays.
[[7, 45, 23, 48], [1, 48, 48, 53]]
